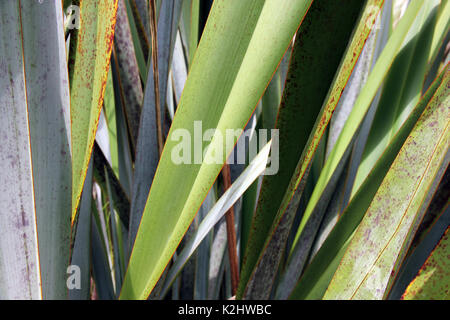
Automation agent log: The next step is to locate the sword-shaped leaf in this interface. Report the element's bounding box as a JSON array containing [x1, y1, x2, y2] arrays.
[[289, 65, 449, 300], [238, 0, 382, 299], [323, 66, 449, 300], [120, 0, 313, 299], [0, 2, 41, 299], [69, 0, 118, 222], [0, 0, 72, 299]]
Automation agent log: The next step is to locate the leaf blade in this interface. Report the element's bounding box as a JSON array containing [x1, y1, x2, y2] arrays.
[[323, 67, 450, 300], [120, 0, 313, 300], [69, 0, 118, 223], [239, 0, 382, 299], [0, 1, 41, 299]]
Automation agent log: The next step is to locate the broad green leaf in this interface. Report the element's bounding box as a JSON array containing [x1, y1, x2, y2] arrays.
[[289, 66, 449, 300], [401, 227, 450, 300], [323, 66, 449, 299], [352, 0, 440, 195], [315, 1, 392, 243], [248, 1, 385, 289], [239, 0, 371, 299], [160, 142, 272, 297], [291, 0, 425, 254], [120, 0, 313, 300], [69, 0, 118, 223]]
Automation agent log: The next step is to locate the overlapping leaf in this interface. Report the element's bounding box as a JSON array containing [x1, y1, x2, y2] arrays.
[[323, 67, 449, 299], [121, 0, 313, 299], [238, 0, 383, 299]]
